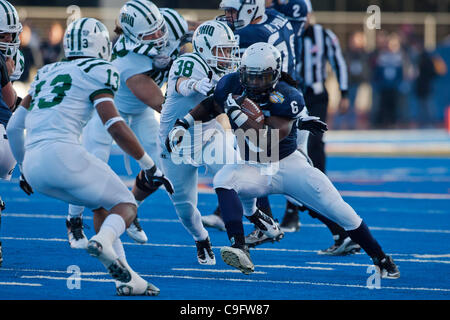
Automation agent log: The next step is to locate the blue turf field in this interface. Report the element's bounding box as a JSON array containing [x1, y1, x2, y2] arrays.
[[0, 153, 449, 300]]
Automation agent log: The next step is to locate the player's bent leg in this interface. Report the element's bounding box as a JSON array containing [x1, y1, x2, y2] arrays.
[[245, 208, 284, 248]]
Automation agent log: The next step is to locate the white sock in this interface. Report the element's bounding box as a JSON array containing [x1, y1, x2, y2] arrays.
[[68, 204, 84, 219], [112, 238, 126, 261], [97, 213, 126, 245]]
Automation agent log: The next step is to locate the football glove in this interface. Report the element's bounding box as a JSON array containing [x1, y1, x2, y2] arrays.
[[194, 77, 215, 96], [165, 118, 190, 153], [136, 165, 174, 195], [19, 173, 33, 196], [297, 116, 328, 136]]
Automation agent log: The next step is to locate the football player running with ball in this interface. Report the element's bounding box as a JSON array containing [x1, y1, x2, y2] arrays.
[[160, 20, 241, 265], [167, 43, 400, 279], [6, 18, 161, 296]]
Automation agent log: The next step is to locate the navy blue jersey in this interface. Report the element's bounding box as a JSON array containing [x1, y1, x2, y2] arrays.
[[214, 72, 305, 161], [234, 9, 296, 78], [0, 53, 12, 128], [270, 0, 308, 38]]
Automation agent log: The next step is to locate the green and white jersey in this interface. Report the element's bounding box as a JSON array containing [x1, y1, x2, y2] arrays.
[[159, 52, 221, 147], [112, 8, 188, 115], [10, 49, 24, 82], [25, 58, 120, 148]]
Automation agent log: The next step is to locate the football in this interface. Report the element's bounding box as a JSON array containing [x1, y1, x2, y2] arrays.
[[233, 95, 265, 125]]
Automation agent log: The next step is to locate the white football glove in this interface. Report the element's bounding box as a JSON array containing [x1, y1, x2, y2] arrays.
[[194, 77, 215, 96], [224, 93, 241, 113]]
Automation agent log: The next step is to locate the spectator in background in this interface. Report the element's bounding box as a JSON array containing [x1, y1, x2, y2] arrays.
[[18, 23, 42, 83], [373, 33, 403, 128], [40, 22, 64, 65], [335, 31, 369, 130]]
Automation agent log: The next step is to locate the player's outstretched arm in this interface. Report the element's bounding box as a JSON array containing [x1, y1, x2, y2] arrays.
[[126, 74, 164, 113]]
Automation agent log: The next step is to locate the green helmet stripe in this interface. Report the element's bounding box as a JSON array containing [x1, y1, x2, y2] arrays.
[[126, 3, 153, 28], [4, 0, 16, 25], [217, 21, 233, 41], [133, 0, 156, 23], [164, 9, 185, 35], [77, 18, 89, 51], [70, 19, 79, 51], [0, 1, 11, 26], [163, 15, 180, 40]]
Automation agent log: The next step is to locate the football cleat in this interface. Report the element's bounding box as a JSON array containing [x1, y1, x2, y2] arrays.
[[245, 227, 284, 248], [246, 210, 284, 239], [317, 236, 361, 256], [115, 260, 160, 296], [280, 207, 301, 233], [126, 216, 148, 244], [195, 237, 216, 265], [220, 245, 254, 275], [66, 217, 88, 249], [201, 211, 226, 232], [87, 235, 131, 283], [373, 255, 400, 279], [0, 198, 5, 211]]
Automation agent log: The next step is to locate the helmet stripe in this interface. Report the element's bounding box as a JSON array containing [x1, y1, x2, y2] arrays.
[[163, 9, 186, 35], [4, 0, 16, 25], [77, 18, 89, 51], [126, 3, 153, 28], [0, 1, 11, 26], [163, 15, 180, 41], [216, 21, 233, 41], [133, 0, 156, 23]]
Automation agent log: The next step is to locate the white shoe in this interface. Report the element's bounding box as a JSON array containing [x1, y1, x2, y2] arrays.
[[126, 216, 148, 244], [87, 234, 131, 283], [66, 217, 88, 249], [202, 214, 226, 231], [115, 259, 160, 296], [220, 246, 254, 275], [195, 237, 216, 265]]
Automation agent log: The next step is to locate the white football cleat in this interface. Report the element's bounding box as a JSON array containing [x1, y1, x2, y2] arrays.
[[201, 214, 226, 231], [195, 237, 216, 265], [87, 234, 131, 283], [66, 217, 88, 249], [115, 259, 160, 296], [220, 246, 254, 275], [126, 216, 148, 244]]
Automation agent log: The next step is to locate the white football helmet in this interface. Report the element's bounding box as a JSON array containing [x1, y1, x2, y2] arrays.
[[117, 0, 168, 50], [193, 20, 240, 75], [240, 42, 282, 101], [218, 0, 265, 30], [64, 18, 112, 61], [0, 0, 22, 57]]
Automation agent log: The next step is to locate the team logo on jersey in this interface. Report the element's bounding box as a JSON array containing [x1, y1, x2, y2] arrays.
[[269, 91, 285, 104], [121, 13, 135, 27]]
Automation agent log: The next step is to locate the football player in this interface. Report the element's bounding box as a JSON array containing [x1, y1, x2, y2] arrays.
[[166, 43, 400, 279], [0, 0, 26, 267], [202, 0, 297, 237], [7, 18, 162, 296], [65, 1, 189, 248], [160, 20, 242, 265]]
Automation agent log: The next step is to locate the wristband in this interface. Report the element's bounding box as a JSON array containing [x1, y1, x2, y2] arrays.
[[137, 153, 155, 170]]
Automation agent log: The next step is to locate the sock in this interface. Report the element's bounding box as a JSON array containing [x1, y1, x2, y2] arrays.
[[216, 188, 244, 243], [256, 196, 273, 218], [112, 238, 126, 261], [308, 209, 348, 240], [285, 201, 298, 213], [68, 204, 84, 219], [347, 221, 385, 260], [98, 213, 126, 243]]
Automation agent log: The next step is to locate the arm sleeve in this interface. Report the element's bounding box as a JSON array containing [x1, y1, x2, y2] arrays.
[[325, 29, 348, 96]]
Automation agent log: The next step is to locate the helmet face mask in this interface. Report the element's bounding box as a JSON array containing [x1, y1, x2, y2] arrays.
[[193, 20, 240, 76], [239, 43, 282, 102], [118, 0, 169, 50], [64, 18, 112, 61], [219, 0, 265, 30], [0, 0, 22, 57]]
